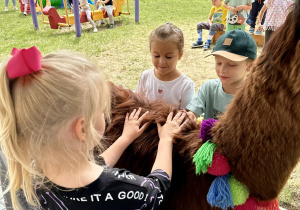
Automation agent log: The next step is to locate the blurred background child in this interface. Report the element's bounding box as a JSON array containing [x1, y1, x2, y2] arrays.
[[246, 0, 266, 34], [191, 0, 228, 50], [223, 0, 253, 32], [80, 0, 98, 32], [136, 23, 195, 109], [4, 0, 18, 11], [257, 0, 294, 48], [99, 0, 115, 29]]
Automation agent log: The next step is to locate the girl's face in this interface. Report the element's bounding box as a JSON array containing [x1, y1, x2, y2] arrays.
[[150, 39, 183, 81], [215, 55, 249, 93]]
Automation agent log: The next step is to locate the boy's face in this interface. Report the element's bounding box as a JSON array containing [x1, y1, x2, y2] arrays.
[[211, 0, 222, 7], [215, 55, 248, 88]]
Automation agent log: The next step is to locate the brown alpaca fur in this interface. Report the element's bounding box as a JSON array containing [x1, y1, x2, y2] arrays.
[[104, 2, 300, 208], [212, 6, 300, 201], [104, 83, 220, 210]]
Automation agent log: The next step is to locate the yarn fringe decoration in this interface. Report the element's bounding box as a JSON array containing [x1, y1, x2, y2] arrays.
[[199, 118, 218, 143], [207, 175, 234, 210], [207, 149, 231, 176], [234, 197, 280, 210], [193, 140, 217, 175], [228, 176, 249, 206]]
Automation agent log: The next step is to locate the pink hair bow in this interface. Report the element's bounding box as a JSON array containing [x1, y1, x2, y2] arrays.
[[7, 46, 42, 79]]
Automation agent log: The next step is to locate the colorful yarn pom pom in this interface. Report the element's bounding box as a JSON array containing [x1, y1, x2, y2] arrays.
[[256, 199, 280, 209], [234, 197, 280, 210], [234, 197, 257, 210], [207, 149, 231, 176], [229, 176, 249, 206], [199, 118, 218, 143], [193, 140, 217, 175], [207, 175, 234, 210]]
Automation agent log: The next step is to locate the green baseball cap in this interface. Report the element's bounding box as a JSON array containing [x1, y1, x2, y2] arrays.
[[209, 29, 257, 61]]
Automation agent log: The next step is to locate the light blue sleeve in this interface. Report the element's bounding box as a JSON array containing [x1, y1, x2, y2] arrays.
[[180, 80, 195, 110], [186, 82, 208, 117]]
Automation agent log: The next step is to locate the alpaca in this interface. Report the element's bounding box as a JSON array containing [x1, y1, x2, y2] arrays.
[[104, 2, 300, 209], [104, 83, 216, 209]]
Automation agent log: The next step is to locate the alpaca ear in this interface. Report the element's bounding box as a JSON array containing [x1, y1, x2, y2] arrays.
[[75, 117, 87, 142]]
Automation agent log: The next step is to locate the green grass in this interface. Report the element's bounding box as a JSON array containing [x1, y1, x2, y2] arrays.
[[0, 0, 299, 208], [0, 0, 210, 88]]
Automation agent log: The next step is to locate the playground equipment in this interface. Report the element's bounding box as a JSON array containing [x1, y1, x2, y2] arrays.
[[41, 0, 129, 29], [28, 0, 139, 37], [18, 0, 49, 14]]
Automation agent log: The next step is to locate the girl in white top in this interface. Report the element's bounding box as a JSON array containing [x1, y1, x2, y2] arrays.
[[135, 23, 195, 109], [79, 0, 98, 32]]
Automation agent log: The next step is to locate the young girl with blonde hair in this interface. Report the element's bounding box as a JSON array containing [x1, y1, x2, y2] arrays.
[[0, 46, 187, 210]]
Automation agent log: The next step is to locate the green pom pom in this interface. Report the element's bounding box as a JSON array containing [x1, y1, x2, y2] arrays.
[[193, 140, 217, 175], [229, 176, 249, 206]]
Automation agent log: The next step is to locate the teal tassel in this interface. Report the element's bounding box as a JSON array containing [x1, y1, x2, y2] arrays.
[[207, 175, 234, 210], [193, 140, 217, 175]]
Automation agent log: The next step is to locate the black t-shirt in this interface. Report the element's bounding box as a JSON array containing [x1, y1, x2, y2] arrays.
[[36, 167, 170, 210]]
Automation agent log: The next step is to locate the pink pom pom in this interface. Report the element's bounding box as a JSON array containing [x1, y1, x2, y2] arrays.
[[234, 197, 257, 210], [207, 150, 231, 176], [234, 196, 280, 210]]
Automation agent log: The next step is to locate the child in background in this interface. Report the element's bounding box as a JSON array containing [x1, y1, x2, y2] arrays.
[[79, 0, 98, 32], [192, 0, 228, 50], [0, 46, 188, 209], [22, 0, 28, 16], [4, 0, 18, 11], [136, 23, 195, 109], [186, 29, 257, 120], [223, 0, 253, 32], [246, 0, 266, 34], [257, 0, 293, 48], [99, 0, 114, 29]]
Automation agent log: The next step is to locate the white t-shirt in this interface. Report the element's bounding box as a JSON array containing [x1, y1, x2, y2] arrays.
[[135, 68, 195, 109]]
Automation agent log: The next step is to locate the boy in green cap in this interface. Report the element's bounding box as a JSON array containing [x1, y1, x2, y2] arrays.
[[186, 29, 257, 120]]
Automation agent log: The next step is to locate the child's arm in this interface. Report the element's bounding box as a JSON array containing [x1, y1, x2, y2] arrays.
[[79, 0, 86, 7], [236, 3, 252, 12], [257, 4, 267, 31], [151, 112, 188, 179], [223, 3, 237, 14], [100, 108, 149, 167], [207, 15, 213, 26]]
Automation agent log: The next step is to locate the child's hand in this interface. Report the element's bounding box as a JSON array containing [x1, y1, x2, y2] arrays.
[[257, 25, 263, 31], [229, 6, 237, 14], [157, 111, 188, 141], [186, 111, 197, 122], [121, 108, 149, 142], [235, 5, 244, 11]]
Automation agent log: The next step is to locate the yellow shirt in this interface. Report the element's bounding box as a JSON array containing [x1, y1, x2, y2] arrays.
[[209, 3, 228, 25]]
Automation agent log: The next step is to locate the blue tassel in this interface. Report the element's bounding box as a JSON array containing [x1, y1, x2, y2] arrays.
[[207, 175, 234, 210]]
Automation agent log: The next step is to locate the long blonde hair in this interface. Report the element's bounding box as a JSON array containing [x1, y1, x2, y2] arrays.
[[0, 50, 111, 209]]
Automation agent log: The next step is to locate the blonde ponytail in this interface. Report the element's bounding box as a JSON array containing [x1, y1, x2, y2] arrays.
[[0, 51, 111, 209]]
